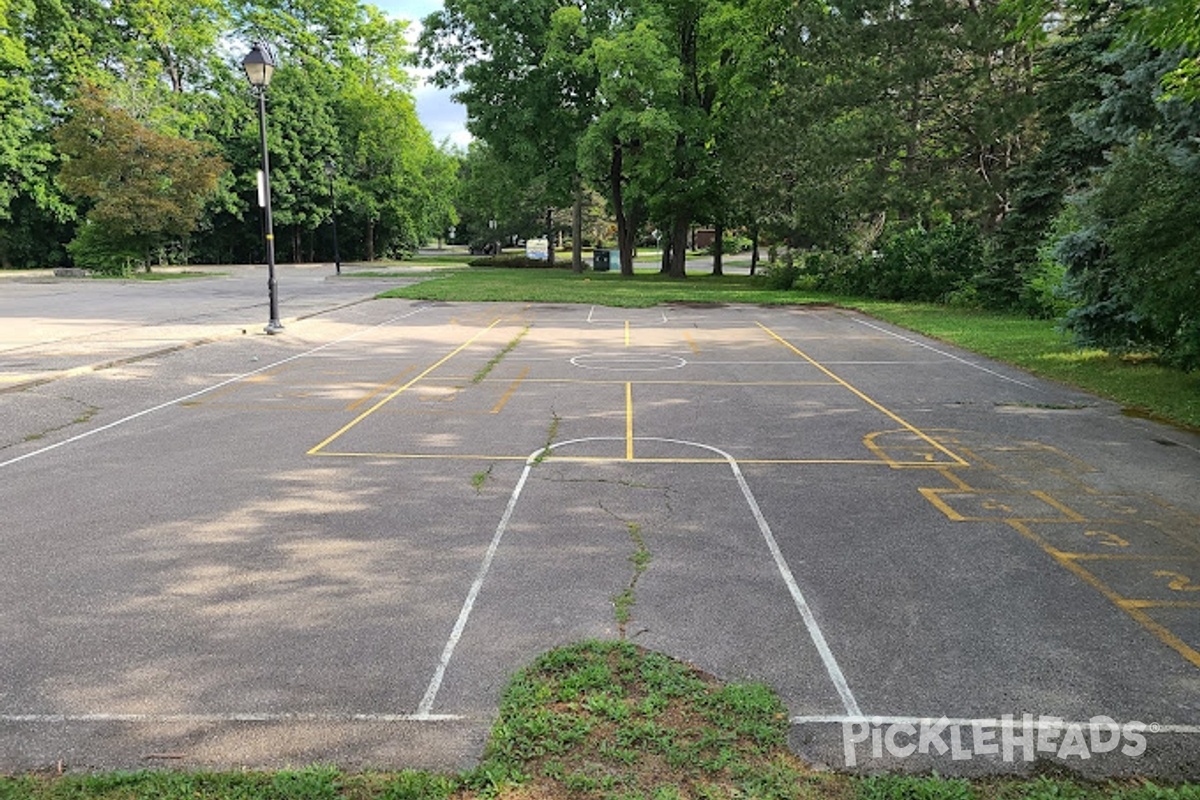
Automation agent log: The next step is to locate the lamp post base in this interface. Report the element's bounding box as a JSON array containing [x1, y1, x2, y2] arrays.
[[265, 321, 284, 335]]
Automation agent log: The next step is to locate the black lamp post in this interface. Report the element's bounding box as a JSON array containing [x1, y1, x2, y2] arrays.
[[325, 159, 341, 275], [242, 42, 283, 334]]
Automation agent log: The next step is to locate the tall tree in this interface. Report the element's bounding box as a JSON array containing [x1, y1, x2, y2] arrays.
[[421, 0, 610, 269], [55, 83, 227, 271]]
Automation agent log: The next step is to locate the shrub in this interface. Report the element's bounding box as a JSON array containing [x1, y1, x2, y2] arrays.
[[468, 255, 563, 269], [864, 224, 984, 302], [66, 223, 145, 276], [763, 256, 799, 290], [705, 235, 753, 256]]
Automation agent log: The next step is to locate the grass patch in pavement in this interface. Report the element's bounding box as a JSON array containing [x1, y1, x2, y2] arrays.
[[3, 642, 1197, 799], [379, 269, 1200, 430]]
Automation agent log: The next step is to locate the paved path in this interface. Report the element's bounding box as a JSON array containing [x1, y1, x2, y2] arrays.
[[0, 264, 421, 389]]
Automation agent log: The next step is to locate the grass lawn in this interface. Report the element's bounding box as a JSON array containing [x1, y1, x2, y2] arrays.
[[3, 643, 1196, 799], [380, 267, 1200, 430]]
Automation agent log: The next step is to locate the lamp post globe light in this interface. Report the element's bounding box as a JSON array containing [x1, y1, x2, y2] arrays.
[[242, 42, 283, 334]]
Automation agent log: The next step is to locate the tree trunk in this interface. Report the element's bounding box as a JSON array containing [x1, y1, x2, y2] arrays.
[[610, 143, 635, 277], [366, 219, 376, 262], [545, 207, 555, 267], [572, 182, 584, 272], [711, 224, 724, 276], [749, 225, 760, 276], [668, 213, 688, 278]]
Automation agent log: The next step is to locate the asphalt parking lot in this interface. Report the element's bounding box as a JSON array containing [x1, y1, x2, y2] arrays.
[[1, 270, 1198, 777]]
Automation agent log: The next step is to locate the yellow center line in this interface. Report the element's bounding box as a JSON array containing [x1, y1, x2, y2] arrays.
[[757, 322, 967, 466], [626, 382, 634, 460], [308, 319, 503, 455]]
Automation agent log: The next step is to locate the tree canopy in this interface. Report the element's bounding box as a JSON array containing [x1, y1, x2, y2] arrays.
[[0, 0, 456, 272], [421, 0, 1199, 367], [2, 0, 1198, 368]]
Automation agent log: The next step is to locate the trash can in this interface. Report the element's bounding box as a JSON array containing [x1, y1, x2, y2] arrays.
[[593, 249, 611, 272]]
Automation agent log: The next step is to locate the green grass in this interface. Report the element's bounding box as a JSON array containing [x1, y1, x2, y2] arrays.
[[380, 267, 820, 307], [379, 268, 1200, 430], [4, 643, 1197, 799], [841, 300, 1200, 430]]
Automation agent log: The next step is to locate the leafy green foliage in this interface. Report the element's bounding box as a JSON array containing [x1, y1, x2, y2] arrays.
[[806, 224, 985, 303], [857, 774, 975, 800], [1049, 39, 1200, 369], [54, 83, 227, 272]]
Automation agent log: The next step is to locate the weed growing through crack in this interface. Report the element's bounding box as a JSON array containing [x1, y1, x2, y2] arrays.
[[471, 464, 494, 493], [532, 411, 561, 464], [613, 522, 651, 639], [15, 399, 98, 447], [472, 326, 529, 384]]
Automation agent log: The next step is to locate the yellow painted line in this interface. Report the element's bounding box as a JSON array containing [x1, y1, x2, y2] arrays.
[[310, 450, 914, 466], [958, 446, 997, 471], [919, 487, 968, 521], [684, 332, 701, 354], [491, 366, 530, 414], [1008, 521, 1200, 670], [1031, 491, 1088, 522], [308, 319, 503, 455], [418, 377, 839, 387], [310, 451, 532, 461], [625, 383, 635, 460], [346, 365, 418, 412], [1058, 553, 1199, 562], [512, 378, 840, 387], [937, 468, 975, 491], [624, 320, 631, 348], [1120, 599, 1200, 610], [759, 323, 967, 466]]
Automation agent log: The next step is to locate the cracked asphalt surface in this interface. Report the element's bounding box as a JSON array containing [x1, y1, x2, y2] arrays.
[[1, 269, 1198, 778]]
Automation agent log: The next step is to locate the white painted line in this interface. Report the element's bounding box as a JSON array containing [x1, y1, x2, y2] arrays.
[[571, 353, 688, 371], [790, 715, 1200, 734], [849, 316, 1039, 390], [416, 435, 861, 719], [0, 306, 429, 471], [722, 453, 863, 718], [417, 453, 538, 716], [0, 712, 461, 723], [627, 436, 861, 717]]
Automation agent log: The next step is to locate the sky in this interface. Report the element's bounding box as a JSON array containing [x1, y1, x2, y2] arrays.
[[372, 0, 472, 148]]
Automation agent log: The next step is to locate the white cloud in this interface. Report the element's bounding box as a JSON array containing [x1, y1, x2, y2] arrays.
[[371, 0, 472, 147], [414, 84, 471, 148]]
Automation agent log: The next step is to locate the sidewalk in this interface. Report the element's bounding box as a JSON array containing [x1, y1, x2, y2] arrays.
[[0, 264, 416, 392]]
